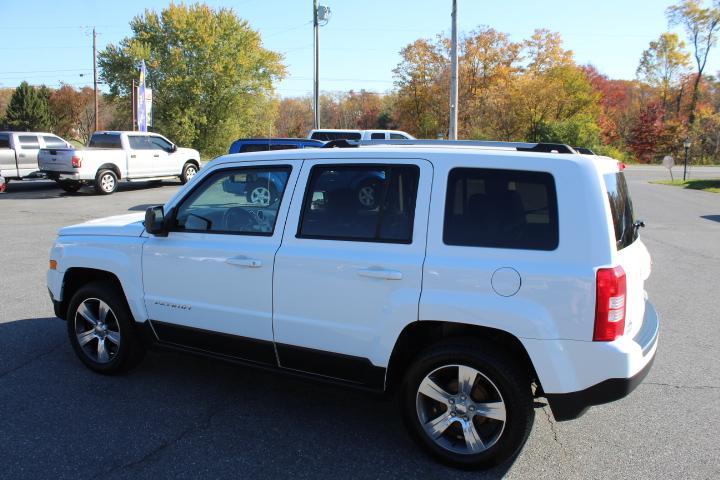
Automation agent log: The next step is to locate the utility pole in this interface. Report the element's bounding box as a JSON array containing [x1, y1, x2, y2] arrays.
[[449, 0, 459, 140], [313, 0, 320, 130], [93, 27, 99, 132]]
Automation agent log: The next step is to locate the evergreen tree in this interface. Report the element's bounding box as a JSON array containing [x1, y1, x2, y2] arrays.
[[4, 81, 53, 131]]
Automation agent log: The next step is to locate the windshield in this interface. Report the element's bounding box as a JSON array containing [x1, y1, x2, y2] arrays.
[[604, 172, 637, 250]]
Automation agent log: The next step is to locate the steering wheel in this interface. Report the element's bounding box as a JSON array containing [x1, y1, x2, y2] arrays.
[[222, 207, 257, 232]]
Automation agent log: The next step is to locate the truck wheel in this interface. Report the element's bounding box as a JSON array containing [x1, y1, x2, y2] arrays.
[[66, 281, 146, 374], [246, 183, 277, 205], [56, 180, 82, 193], [401, 341, 533, 469], [357, 179, 380, 209], [180, 162, 198, 184], [95, 169, 118, 195]]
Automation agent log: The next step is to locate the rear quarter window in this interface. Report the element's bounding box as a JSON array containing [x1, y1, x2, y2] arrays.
[[444, 168, 559, 250], [604, 172, 637, 250], [310, 131, 362, 141]]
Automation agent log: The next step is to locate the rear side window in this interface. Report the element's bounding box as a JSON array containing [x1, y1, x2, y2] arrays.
[[89, 133, 122, 149], [239, 144, 269, 153], [0, 133, 9, 148], [298, 164, 420, 243], [128, 136, 149, 149], [310, 131, 362, 141], [18, 135, 40, 148], [604, 172, 637, 250], [270, 144, 298, 151], [371, 133, 385, 139], [444, 168, 559, 250]]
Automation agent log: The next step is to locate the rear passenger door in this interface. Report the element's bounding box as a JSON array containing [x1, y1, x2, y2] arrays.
[[16, 134, 41, 175], [273, 159, 432, 387]]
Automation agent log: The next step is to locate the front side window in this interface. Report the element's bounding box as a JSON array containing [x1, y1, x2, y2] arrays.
[[148, 136, 173, 151], [18, 135, 40, 148], [390, 133, 407, 140], [371, 133, 385, 139], [43, 136, 67, 148], [174, 166, 291, 235], [444, 168, 558, 250], [298, 164, 420, 243]]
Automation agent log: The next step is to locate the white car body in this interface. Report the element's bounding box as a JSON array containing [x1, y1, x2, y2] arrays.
[[38, 131, 200, 190], [308, 129, 415, 141], [47, 143, 658, 465]]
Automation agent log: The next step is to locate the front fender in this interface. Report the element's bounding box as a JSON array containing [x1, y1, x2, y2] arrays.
[[50, 235, 147, 323]]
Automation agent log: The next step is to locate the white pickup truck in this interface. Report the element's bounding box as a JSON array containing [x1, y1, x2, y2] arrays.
[[0, 131, 73, 185], [38, 131, 201, 194]]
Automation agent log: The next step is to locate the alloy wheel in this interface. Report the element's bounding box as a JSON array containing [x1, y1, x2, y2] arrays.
[[416, 364, 507, 455], [74, 298, 121, 364]]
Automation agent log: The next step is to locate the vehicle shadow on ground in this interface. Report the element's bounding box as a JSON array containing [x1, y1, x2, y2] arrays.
[[0, 317, 514, 479], [0, 180, 179, 200], [701, 215, 720, 223]]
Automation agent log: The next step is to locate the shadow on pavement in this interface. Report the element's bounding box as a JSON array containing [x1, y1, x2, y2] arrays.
[[701, 215, 720, 223], [0, 180, 180, 200], [0, 316, 514, 479]]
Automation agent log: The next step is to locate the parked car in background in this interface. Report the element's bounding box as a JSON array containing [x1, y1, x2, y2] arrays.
[[38, 131, 201, 194], [0, 131, 72, 185], [229, 138, 324, 154], [308, 129, 415, 141]]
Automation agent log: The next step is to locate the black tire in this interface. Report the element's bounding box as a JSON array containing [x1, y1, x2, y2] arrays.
[[401, 340, 533, 469], [66, 281, 146, 374], [95, 169, 118, 195], [56, 179, 82, 193], [246, 182, 278, 205], [180, 162, 198, 184]]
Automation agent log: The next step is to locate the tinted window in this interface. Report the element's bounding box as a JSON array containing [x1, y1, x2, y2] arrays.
[[444, 168, 558, 250], [604, 172, 637, 250], [148, 136, 173, 151], [18, 135, 40, 148], [371, 133, 385, 139], [390, 133, 408, 139], [239, 144, 269, 153], [0, 133, 9, 149], [89, 133, 122, 149], [298, 164, 420, 243], [269, 144, 299, 151], [127, 136, 149, 150], [43, 136, 67, 148], [175, 167, 291, 235], [310, 131, 362, 141]]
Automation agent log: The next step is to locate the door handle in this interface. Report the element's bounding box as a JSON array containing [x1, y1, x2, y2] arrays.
[[357, 267, 402, 280], [153, 154, 160, 157], [19, 154, 26, 158], [130, 154, 137, 158], [226, 256, 262, 268]]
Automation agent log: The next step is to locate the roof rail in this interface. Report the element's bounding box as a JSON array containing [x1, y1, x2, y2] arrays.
[[322, 139, 578, 154]]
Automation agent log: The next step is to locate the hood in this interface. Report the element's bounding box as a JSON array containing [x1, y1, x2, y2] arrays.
[[177, 147, 200, 158], [59, 212, 146, 237]]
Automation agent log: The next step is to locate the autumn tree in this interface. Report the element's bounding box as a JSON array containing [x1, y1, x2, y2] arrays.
[[275, 97, 313, 137], [667, 0, 720, 125], [3, 81, 52, 131], [48, 85, 98, 142], [99, 3, 285, 157], [637, 33, 691, 115]]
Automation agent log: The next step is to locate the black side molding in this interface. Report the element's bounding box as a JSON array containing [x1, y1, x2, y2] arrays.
[[546, 354, 655, 421]]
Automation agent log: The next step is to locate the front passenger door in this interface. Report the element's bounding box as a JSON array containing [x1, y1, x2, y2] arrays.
[[142, 161, 300, 365]]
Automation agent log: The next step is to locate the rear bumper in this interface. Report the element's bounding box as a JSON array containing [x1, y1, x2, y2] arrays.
[[544, 301, 659, 421], [41, 171, 80, 181]]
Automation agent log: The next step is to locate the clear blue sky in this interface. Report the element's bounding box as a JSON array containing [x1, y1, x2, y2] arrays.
[[0, 0, 714, 97]]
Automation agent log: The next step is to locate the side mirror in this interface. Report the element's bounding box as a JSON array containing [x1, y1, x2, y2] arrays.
[[144, 205, 168, 237], [170, 144, 178, 153]]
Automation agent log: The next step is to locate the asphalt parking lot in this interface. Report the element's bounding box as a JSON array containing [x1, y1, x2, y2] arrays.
[[0, 166, 718, 479]]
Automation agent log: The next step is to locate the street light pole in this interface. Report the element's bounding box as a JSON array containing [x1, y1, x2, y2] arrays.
[[683, 138, 691, 181], [313, 0, 320, 130], [93, 27, 99, 131], [449, 0, 458, 140]]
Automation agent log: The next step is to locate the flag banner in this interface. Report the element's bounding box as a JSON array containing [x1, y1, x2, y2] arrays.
[[137, 60, 148, 132]]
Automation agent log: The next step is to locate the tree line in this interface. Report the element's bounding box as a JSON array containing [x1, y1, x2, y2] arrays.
[[3, 1, 720, 163]]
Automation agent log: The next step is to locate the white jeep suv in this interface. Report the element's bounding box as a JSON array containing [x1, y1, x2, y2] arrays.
[[47, 141, 658, 469]]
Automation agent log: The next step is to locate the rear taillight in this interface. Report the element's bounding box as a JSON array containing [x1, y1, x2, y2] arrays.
[[71, 155, 82, 168], [593, 266, 626, 341]]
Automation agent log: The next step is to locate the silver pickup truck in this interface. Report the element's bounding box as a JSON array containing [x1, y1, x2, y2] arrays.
[[38, 131, 201, 194], [0, 132, 72, 186]]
